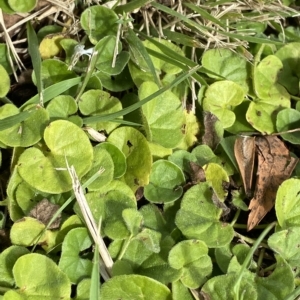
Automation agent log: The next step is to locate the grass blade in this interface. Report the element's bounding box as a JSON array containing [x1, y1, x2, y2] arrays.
[[82, 65, 201, 124], [20, 77, 82, 109], [126, 28, 160, 87], [0, 110, 32, 131], [26, 21, 43, 106]]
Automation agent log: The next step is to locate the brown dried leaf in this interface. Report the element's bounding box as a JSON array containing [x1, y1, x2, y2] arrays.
[[247, 136, 298, 231], [189, 161, 206, 184], [202, 111, 222, 150], [234, 136, 256, 198], [28, 198, 61, 230]]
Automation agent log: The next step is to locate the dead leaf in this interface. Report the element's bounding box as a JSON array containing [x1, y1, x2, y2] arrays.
[[234, 136, 256, 198], [202, 111, 222, 150], [189, 161, 206, 184], [28, 199, 61, 230], [247, 136, 298, 230]]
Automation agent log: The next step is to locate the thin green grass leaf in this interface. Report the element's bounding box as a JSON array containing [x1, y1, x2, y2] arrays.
[[90, 237, 100, 299], [126, 28, 160, 86], [82, 65, 201, 124], [20, 77, 82, 109], [26, 21, 43, 106], [114, 0, 153, 14], [0, 110, 32, 131], [145, 47, 207, 85], [233, 222, 277, 300], [183, 2, 226, 28]]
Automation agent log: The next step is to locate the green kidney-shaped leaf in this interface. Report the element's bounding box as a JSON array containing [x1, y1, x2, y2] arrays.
[[10, 217, 47, 247], [0, 104, 49, 147], [100, 275, 172, 300], [139, 81, 185, 148], [254, 55, 283, 98], [80, 6, 118, 45], [81, 190, 136, 239], [79, 89, 122, 134], [59, 228, 93, 284], [0, 246, 30, 288], [107, 126, 152, 192], [41, 59, 77, 89], [175, 182, 234, 248], [268, 227, 300, 275], [144, 160, 185, 203], [202, 80, 245, 128], [12, 253, 71, 299], [17, 120, 93, 194], [97, 142, 126, 178], [276, 108, 300, 144], [0, 64, 10, 97], [246, 84, 290, 134], [46, 95, 78, 121], [275, 178, 300, 228], [201, 273, 257, 300], [168, 240, 212, 289], [95, 36, 129, 75], [201, 48, 250, 92], [82, 146, 114, 191], [275, 42, 300, 95], [8, 0, 36, 12]]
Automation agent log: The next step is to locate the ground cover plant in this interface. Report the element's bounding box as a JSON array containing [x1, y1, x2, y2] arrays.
[[1, 0, 300, 299]]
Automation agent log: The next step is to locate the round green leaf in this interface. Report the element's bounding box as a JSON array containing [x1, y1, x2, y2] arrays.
[[96, 68, 134, 92], [97, 142, 126, 178], [0, 44, 12, 73], [0, 64, 10, 97], [175, 182, 234, 248], [82, 190, 136, 239], [46, 95, 77, 120], [79, 89, 122, 134], [276, 108, 300, 144], [12, 253, 71, 299], [202, 48, 250, 92], [275, 178, 300, 228], [17, 120, 93, 194], [144, 160, 185, 203], [59, 228, 93, 284], [41, 59, 77, 90], [94, 36, 129, 75], [201, 273, 257, 300], [276, 42, 300, 95], [0, 246, 30, 287], [268, 227, 300, 275], [168, 240, 212, 288], [202, 80, 245, 128], [107, 127, 152, 191], [82, 146, 114, 191], [246, 85, 290, 134], [139, 81, 185, 148], [0, 104, 49, 147], [100, 275, 172, 300], [8, 0, 36, 12], [80, 6, 118, 45], [10, 217, 47, 247], [254, 55, 283, 98]]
